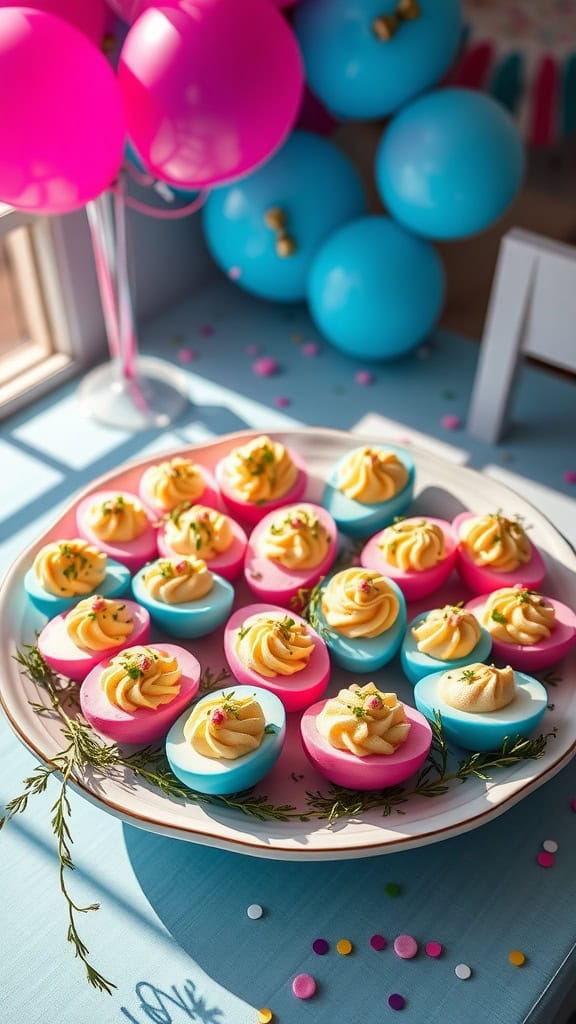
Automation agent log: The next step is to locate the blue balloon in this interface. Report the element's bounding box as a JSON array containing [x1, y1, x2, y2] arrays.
[[308, 216, 445, 361], [376, 88, 525, 240], [294, 0, 463, 120], [202, 131, 366, 302]]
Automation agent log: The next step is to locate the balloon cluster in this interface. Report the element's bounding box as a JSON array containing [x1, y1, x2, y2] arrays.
[[0, 0, 525, 361]]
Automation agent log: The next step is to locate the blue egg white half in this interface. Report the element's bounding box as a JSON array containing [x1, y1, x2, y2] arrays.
[[401, 612, 492, 686], [321, 444, 414, 538], [313, 575, 407, 673], [25, 557, 131, 618], [131, 564, 234, 639]]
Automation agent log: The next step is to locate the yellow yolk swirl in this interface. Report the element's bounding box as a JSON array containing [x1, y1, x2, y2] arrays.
[[321, 568, 399, 638], [163, 505, 233, 558], [234, 614, 315, 678], [33, 539, 107, 597], [379, 519, 446, 571], [460, 514, 531, 572], [337, 447, 409, 504], [143, 558, 214, 605], [100, 645, 181, 711], [86, 494, 147, 542], [223, 435, 298, 503], [65, 596, 134, 651], [412, 605, 482, 660], [184, 693, 266, 760], [317, 683, 411, 756], [259, 506, 329, 570], [482, 587, 556, 645], [439, 663, 516, 713], [145, 457, 205, 510]]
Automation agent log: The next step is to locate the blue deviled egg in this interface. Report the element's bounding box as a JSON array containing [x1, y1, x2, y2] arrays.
[[312, 566, 406, 673], [414, 662, 548, 751], [131, 556, 234, 639], [166, 685, 286, 796], [25, 538, 131, 617], [401, 604, 492, 685], [321, 444, 414, 538]]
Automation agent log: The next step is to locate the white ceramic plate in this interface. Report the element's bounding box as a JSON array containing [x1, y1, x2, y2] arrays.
[[1, 428, 575, 860]]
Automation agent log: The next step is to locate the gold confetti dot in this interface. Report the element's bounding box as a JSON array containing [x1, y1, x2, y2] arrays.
[[508, 950, 526, 967], [336, 938, 353, 956], [258, 1009, 273, 1024]]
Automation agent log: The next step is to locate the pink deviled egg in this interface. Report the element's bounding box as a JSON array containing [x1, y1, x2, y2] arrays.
[[139, 455, 220, 518], [80, 643, 201, 745], [38, 595, 150, 683], [215, 434, 307, 526], [224, 603, 330, 713], [466, 587, 576, 673], [76, 490, 157, 573], [361, 516, 457, 601], [157, 503, 247, 582], [453, 511, 546, 595], [300, 682, 432, 790], [243, 502, 338, 608]]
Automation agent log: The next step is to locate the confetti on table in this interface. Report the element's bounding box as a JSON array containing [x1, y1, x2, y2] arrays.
[[537, 851, 555, 868], [177, 347, 196, 363], [441, 414, 462, 431], [312, 938, 329, 955], [355, 370, 374, 386], [425, 942, 444, 958], [370, 934, 387, 951], [228, 266, 242, 280], [388, 993, 406, 1011], [253, 356, 279, 377], [455, 964, 472, 980], [302, 341, 320, 356], [563, 470, 576, 484], [385, 882, 402, 897], [274, 396, 291, 408], [247, 904, 264, 919], [508, 950, 526, 967], [258, 1009, 273, 1023], [393, 935, 418, 960], [292, 973, 317, 999], [542, 839, 558, 853], [336, 938, 353, 956], [199, 324, 215, 337]]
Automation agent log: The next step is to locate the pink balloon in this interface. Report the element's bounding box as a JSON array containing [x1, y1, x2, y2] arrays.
[[118, 0, 304, 190], [0, 0, 108, 41], [0, 9, 125, 214]]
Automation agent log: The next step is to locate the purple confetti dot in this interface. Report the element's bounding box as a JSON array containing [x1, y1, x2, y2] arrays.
[[274, 395, 291, 408], [370, 934, 387, 951], [253, 356, 279, 377], [355, 370, 374, 386], [228, 266, 242, 280], [177, 347, 196, 363], [312, 938, 329, 955], [563, 470, 576, 484], [388, 994, 406, 1011], [302, 341, 320, 357], [441, 414, 461, 431], [199, 324, 214, 337]]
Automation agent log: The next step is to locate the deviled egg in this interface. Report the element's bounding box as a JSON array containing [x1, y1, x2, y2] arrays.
[[224, 603, 330, 712], [361, 516, 457, 601], [24, 538, 130, 617], [321, 444, 414, 538], [76, 490, 157, 573], [401, 603, 492, 685], [453, 511, 546, 595], [243, 502, 338, 608], [312, 567, 406, 672], [131, 556, 234, 639], [157, 503, 247, 582], [466, 587, 576, 673], [38, 596, 150, 682], [215, 434, 307, 526], [414, 662, 548, 751], [300, 682, 432, 790], [80, 643, 201, 745], [166, 685, 286, 796], [139, 455, 220, 517]]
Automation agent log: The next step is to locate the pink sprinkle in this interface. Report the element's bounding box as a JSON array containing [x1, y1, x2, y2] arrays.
[[563, 470, 576, 484], [302, 341, 320, 357], [441, 414, 462, 431], [537, 851, 555, 868], [394, 934, 419, 960], [199, 324, 214, 337], [228, 266, 242, 280], [253, 356, 279, 377], [291, 519, 304, 529], [274, 395, 291, 408], [92, 597, 106, 611], [425, 941, 444, 958], [178, 347, 196, 363], [175, 560, 188, 573], [355, 370, 374, 386], [292, 973, 316, 1000], [245, 344, 260, 356], [366, 695, 382, 711], [370, 934, 387, 951], [211, 709, 227, 727], [139, 657, 152, 672]]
